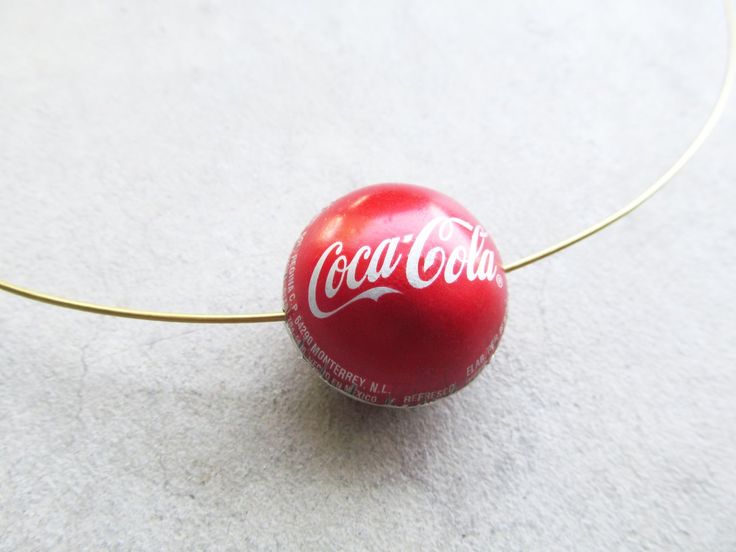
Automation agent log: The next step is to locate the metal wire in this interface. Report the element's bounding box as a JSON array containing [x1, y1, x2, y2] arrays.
[[1, 1, 734, 323], [0, 280, 287, 323], [504, 0, 736, 273]]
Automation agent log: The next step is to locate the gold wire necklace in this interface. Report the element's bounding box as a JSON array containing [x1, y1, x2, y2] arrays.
[[1, 2, 734, 407]]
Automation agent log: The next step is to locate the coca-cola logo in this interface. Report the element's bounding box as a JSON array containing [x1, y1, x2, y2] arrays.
[[308, 216, 502, 319]]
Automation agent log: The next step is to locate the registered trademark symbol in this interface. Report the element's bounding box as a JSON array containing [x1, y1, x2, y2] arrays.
[[496, 274, 504, 288]]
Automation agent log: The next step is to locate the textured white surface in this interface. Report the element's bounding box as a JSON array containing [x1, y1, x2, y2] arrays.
[[1, 1, 735, 550]]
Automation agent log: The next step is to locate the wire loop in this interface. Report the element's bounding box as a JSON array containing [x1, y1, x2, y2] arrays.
[[1, 1, 734, 323]]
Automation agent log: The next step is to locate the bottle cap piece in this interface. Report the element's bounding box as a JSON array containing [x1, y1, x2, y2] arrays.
[[283, 183, 507, 407]]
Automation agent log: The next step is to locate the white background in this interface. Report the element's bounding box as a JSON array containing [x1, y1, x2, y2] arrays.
[[1, 1, 735, 550]]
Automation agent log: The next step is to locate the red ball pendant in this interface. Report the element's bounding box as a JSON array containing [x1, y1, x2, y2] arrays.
[[283, 184, 507, 407]]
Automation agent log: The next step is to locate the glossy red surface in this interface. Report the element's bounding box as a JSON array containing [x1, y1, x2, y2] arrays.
[[283, 184, 507, 407]]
